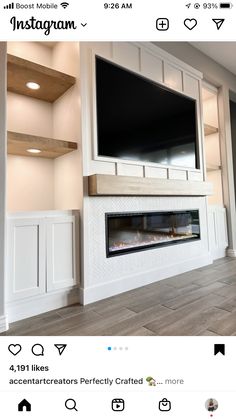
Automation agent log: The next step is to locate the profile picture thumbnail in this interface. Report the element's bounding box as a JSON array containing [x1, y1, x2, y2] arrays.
[[205, 398, 218, 412]]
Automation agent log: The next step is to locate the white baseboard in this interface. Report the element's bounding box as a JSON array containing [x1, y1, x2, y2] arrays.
[[80, 253, 213, 305], [6, 288, 80, 323], [0, 315, 9, 333], [226, 248, 236, 258], [211, 248, 227, 260]]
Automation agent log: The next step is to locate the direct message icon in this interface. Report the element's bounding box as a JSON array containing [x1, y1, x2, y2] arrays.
[[54, 344, 67, 355], [212, 18, 225, 30]]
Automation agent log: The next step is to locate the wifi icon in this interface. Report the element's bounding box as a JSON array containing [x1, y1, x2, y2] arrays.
[[60, 2, 69, 8]]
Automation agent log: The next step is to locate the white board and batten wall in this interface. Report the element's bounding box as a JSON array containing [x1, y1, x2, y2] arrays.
[[6, 210, 80, 322], [80, 42, 205, 182], [80, 42, 228, 304]]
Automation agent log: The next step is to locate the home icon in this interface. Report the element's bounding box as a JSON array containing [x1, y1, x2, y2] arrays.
[[18, 399, 31, 412]]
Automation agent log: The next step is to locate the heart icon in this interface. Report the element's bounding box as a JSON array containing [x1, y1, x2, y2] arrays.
[[8, 344, 22, 356], [184, 18, 197, 30]]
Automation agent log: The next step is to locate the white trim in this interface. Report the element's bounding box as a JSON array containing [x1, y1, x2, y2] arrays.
[[211, 248, 227, 260], [7, 210, 78, 219], [226, 248, 236, 258], [46, 215, 77, 291], [137, 42, 203, 79], [0, 315, 8, 333], [202, 80, 218, 94], [80, 253, 212, 305], [6, 287, 80, 323], [94, 155, 202, 173], [7, 217, 46, 301]]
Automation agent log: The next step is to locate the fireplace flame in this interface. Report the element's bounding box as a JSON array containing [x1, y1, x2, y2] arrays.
[[110, 230, 197, 252]]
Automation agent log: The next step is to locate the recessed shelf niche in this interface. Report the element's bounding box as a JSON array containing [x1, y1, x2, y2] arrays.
[[7, 41, 81, 213], [8, 131, 78, 159], [7, 53, 76, 103], [202, 84, 223, 205]]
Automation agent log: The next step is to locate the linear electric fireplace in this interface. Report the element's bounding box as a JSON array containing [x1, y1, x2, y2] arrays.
[[106, 210, 200, 257]]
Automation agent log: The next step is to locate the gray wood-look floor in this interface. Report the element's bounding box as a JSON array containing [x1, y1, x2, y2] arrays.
[[2, 257, 236, 336]]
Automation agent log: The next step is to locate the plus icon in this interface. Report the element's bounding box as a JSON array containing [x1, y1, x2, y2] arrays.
[[156, 18, 169, 31]]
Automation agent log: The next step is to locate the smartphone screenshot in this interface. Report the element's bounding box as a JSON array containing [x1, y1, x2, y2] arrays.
[[0, 0, 236, 417]]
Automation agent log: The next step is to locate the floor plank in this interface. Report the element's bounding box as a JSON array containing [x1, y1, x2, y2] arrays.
[[2, 257, 236, 336]]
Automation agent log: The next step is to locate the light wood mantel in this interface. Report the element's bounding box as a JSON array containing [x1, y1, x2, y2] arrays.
[[88, 174, 213, 197]]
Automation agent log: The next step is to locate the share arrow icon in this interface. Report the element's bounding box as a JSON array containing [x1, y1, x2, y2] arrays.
[[212, 19, 225, 30], [54, 344, 67, 355]]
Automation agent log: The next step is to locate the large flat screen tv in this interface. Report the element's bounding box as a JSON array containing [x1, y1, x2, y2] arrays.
[[95, 56, 199, 169]]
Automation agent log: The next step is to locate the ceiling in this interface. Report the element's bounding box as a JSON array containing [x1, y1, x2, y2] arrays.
[[191, 42, 236, 76], [39, 42, 57, 49]]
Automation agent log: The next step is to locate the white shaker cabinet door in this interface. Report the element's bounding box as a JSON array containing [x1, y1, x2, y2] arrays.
[[7, 218, 46, 301], [46, 215, 77, 291]]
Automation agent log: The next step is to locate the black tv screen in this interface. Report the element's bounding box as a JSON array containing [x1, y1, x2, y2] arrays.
[[95, 56, 199, 169]]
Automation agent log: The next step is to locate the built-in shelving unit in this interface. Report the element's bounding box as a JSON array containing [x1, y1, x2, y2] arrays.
[[8, 131, 78, 159], [5, 42, 81, 323], [7, 51, 78, 159], [7, 54, 76, 103], [202, 84, 223, 206], [204, 123, 219, 136]]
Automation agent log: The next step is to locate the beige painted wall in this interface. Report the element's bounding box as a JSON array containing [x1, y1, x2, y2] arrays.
[[52, 42, 79, 75], [203, 97, 219, 128], [52, 42, 82, 210], [54, 151, 82, 210], [7, 156, 55, 211], [207, 171, 223, 205], [7, 92, 53, 137], [7, 42, 52, 67]]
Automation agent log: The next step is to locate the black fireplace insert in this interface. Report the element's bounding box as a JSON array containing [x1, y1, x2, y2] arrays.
[[106, 210, 200, 257]]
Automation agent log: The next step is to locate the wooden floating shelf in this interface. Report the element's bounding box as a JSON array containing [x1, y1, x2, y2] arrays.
[[204, 124, 219, 136], [7, 54, 76, 103], [7, 131, 77, 159], [88, 174, 213, 197]]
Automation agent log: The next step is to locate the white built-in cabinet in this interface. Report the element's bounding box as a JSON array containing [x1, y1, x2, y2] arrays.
[[7, 216, 46, 301], [7, 211, 78, 303], [208, 206, 228, 259]]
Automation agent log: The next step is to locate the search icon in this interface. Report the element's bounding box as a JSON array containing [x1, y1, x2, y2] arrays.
[[65, 399, 78, 412]]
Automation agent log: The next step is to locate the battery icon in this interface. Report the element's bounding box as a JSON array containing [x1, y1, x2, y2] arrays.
[[220, 2, 232, 7]]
